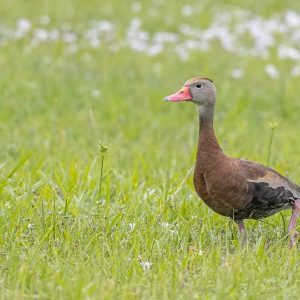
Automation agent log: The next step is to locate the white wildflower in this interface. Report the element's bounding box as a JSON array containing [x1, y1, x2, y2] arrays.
[[147, 188, 156, 196], [161, 222, 169, 228], [169, 229, 178, 236], [129, 223, 136, 230], [231, 68, 244, 78], [91, 89, 101, 98], [278, 45, 300, 61], [94, 20, 114, 33], [17, 19, 32, 33], [264, 64, 279, 78], [285, 10, 300, 28], [153, 32, 178, 43], [147, 44, 163, 56], [129, 18, 141, 30], [291, 66, 300, 77], [62, 32, 77, 43], [33, 28, 49, 41], [90, 37, 101, 48], [181, 5, 193, 17], [140, 261, 152, 270], [27, 223, 34, 229], [131, 2, 142, 13]]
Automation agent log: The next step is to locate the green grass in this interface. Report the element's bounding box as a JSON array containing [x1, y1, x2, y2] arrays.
[[1, 0, 300, 299]]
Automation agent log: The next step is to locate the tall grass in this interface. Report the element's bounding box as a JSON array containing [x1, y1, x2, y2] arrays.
[[0, 0, 300, 299]]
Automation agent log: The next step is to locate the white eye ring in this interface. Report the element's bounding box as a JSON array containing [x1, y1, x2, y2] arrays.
[[196, 83, 202, 89]]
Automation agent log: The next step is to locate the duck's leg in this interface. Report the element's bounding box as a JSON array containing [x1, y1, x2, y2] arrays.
[[288, 199, 300, 248], [236, 220, 247, 247]]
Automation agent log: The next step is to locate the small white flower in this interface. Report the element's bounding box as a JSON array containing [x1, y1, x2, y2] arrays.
[[278, 45, 300, 61], [291, 66, 300, 77], [264, 64, 279, 78], [34, 29, 48, 41], [231, 68, 244, 79], [181, 5, 193, 16], [147, 44, 164, 56], [169, 229, 178, 236], [90, 37, 101, 48], [140, 261, 152, 270], [161, 222, 169, 228], [129, 223, 136, 230], [17, 19, 32, 33], [63, 32, 77, 43], [285, 10, 300, 28], [153, 32, 178, 43], [148, 188, 156, 196], [131, 2, 142, 13], [175, 44, 189, 61], [27, 223, 34, 229], [129, 18, 141, 30], [198, 249, 204, 256], [94, 21, 114, 33], [91, 89, 101, 98]]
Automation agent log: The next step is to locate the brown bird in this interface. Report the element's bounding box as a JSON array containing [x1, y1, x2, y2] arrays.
[[164, 77, 300, 247]]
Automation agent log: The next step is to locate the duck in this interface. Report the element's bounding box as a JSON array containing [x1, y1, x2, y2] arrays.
[[164, 77, 300, 247]]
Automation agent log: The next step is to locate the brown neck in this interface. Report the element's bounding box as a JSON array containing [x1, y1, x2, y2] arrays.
[[196, 109, 223, 164]]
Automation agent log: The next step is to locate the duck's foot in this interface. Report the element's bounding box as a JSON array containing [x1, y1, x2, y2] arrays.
[[236, 221, 247, 248], [290, 230, 299, 249], [288, 199, 300, 248]]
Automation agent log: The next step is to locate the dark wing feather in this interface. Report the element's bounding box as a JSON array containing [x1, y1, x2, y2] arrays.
[[230, 159, 300, 220]]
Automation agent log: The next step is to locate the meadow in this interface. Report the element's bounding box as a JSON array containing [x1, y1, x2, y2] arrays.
[[1, 0, 300, 298]]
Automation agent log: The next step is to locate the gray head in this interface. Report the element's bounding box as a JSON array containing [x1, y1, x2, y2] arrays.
[[164, 77, 217, 114]]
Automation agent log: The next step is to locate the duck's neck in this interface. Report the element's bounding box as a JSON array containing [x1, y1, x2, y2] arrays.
[[196, 106, 223, 164]]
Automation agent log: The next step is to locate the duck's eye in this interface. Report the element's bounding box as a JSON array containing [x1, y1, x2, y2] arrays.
[[195, 83, 202, 89]]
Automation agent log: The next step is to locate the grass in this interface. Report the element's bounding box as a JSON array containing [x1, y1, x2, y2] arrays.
[[1, 0, 300, 299]]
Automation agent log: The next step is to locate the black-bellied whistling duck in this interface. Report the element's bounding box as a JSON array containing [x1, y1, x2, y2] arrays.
[[164, 77, 300, 247]]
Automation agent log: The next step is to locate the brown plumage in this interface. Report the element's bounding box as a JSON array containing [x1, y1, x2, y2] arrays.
[[164, 77, 300, 247]]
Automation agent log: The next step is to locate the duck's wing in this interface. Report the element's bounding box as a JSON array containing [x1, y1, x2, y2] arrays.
[[231, 159, 300, 220]]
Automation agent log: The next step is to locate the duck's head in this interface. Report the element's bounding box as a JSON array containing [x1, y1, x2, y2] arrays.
[[164, 77, 217, 113]]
